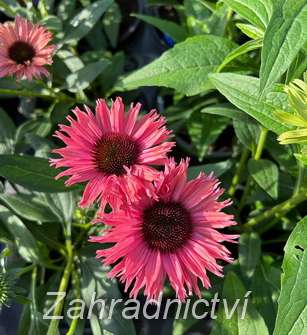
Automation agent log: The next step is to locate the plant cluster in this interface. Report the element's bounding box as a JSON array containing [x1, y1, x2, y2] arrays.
[[0, 1, 306, 335]]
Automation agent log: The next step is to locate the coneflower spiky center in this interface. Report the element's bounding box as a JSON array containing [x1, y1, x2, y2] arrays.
[[93, 133, 140, 176], [142, 201, 192, 253], [9, 41, 36, 64]]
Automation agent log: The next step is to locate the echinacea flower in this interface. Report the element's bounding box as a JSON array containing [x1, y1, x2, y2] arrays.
[[50, 97, 174, 212], [0, 16, 55, 80], [91, 159, 238, 300]]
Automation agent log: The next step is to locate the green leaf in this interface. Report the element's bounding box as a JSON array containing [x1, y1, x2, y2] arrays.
[[248, 159, 279, 199], [66, 60, 111, 92], [273, 216, 307, 335], [211, 271, 269, 335], [260, 0, 307, 93], [57, 0, 76, 22], [251, 259, 280, 333], [26, 221, 63, 253], [201, 106, 248, 121], [133, 14, 188, 42], [41, 15, 63, 33], [184, 0, 211, 35], [223, 0, 273, 30], [188, 113, 229, 161], [0, 154, 72, 193], [119, 35, 237, 96], [64, 0, 113, 44], [173, 318, 199, 335], [236, 23, 264, 39], [0, 107, 15, 154], [217, 38, 263, 73], [80, 256, 136, 335], [188, 160, 233, 179], [239, 232, 261, 278], [209, 73, 291, 135], [233, 116, 261, 153], [44, 192, 76, 223], [15, 118, 51, 145], [0, 194, 58, 223], [103, 2, 122, 48], [0, 205, 47, 264]]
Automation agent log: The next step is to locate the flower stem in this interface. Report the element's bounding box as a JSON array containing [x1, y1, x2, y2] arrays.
[[294, 160, 305, 195], [228, 148, 249, 196], [66, 266, 81, 335], [239, 127, 268, 210], [46, 228, 73, 335], [244, 188, 307, 229], [254, 127, 268, 161], [0, 88, 74, 103]]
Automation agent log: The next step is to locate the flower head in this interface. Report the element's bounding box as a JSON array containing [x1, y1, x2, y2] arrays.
[[50, 97, 174, 212], [0, 16, 55, 80], [91, 159, 238, 300]]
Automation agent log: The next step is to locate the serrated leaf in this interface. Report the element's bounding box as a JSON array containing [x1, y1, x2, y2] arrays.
[[248, 159, 279, 199], [0, 154, 72, 193], [273, 216, 307, 335], [211, 271, 269, 335], [66, 60, 111, 92], [0, 194, 58, 223], [120, 35, 237, 96], [223, 0, 273, 30], [210, 73, 291, 135], [133, 14, 188, 42], [260, 0, 307, 93], [64, 0, 113, 44], [239, 232, 261, 278]]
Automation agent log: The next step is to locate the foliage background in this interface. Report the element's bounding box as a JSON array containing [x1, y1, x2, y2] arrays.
[[0, 0, 306, 334]]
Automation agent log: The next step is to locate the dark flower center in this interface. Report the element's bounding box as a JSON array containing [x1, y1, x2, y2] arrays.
[[8, 41, 36, 64], [93, 133, 140, 176], [142, 201, 192, 253]]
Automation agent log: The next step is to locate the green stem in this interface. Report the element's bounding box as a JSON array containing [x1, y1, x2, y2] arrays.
[[0, 88, 74, 103], [66, 266, 81, 335], [254, 127, 268, 161], [47, 229, 74, 335], [228, 148, 249, 196], [239, 128, 268, 210], [244, 188, 307, 229], [294, 161, 305, 195]]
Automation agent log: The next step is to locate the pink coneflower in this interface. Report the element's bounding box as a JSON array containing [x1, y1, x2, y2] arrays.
[[0, 16, 55, 80], [91, 159, 238, 300], [50, 97, 174, 212]]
